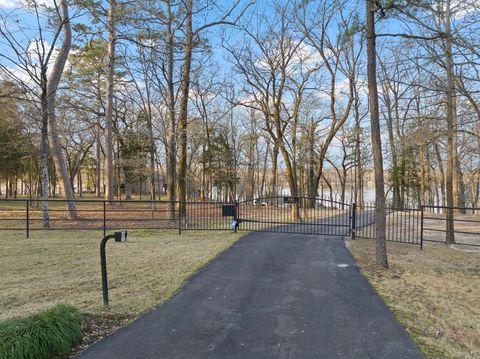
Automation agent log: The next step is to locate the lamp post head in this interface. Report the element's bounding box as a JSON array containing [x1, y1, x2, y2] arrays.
[[114, 231, 127, 242]]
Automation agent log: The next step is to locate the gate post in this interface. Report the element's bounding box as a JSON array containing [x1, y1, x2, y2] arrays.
[[351, 203, 357, 239], [234, 202, 239, 233], [420, 205, 424, 250]]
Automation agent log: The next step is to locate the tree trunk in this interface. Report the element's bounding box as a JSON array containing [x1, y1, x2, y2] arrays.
[[95, 127, 102, 197], [165, 0, 177, 216], [125, 182, 132, 200], [454, 157, 466, 212], [352, 80, 364, 207], [104, 0, 116, 202], [176, 0, 193, 217], [419, 145, 425, 208], [307, 122, 317, 207], [433, 142, 446, 208], [147, 116, 156, 200], [451, 93, 465, 214], [40, 117, 50, 225], [444, 0, 455, 244], [384, 92, 401, 208], [270, 142, 279, 197], [278, 144, 300, 220], [13, 169, 18, 198], [473, 171, 479, 211], [366, 0, 388, 268], [340, 172, 346, 206], [322, 175, 334, 203], [260, 141, 270, 197], [46, 0, 76, 218], [78, 170, 83, 197]]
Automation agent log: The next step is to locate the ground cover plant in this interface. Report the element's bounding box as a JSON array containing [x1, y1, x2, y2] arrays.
[[0, 304, 82, 359]]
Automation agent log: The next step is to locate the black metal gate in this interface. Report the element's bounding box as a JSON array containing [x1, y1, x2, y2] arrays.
[[236, 197, 352, 235]]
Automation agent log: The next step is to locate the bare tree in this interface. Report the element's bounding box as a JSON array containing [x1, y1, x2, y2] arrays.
[[176, 0, 194, 216], [104, 0, 116, 202], [225, 2, 313, 219], [0, 0, 77, 224], [443, 0, 456, 243], [366, 0, 388, 268], [175, 0, 253, 214], [295, 0, 359, 201], [47, 0, 77, 217]]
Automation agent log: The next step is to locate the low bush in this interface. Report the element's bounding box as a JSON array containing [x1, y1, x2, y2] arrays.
[[0, 304, 82, 359]]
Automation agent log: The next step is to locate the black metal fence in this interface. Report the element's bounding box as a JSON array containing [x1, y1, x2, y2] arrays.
[[354, 203, 422, 246], [182, 201, 233, 231], [1, 198, 479, 248], [353, 203, 480, 248], [0, 199, 180, 237], [421, 205, 480, 248]]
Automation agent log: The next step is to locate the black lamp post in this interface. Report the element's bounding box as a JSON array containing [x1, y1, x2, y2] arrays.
[[100, 231, 128, 305]]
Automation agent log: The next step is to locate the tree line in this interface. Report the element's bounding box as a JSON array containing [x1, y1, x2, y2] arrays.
[[0, 0, 479, 266]]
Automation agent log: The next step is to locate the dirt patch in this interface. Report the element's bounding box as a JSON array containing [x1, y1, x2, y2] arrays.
[[68, 314, 131, 358]]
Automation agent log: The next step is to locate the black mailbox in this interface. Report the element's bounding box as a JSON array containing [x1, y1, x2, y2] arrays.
[[222, 204, 236, 217]]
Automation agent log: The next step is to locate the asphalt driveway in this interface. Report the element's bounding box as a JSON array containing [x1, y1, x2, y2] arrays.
[[78, 231, 422, 358]]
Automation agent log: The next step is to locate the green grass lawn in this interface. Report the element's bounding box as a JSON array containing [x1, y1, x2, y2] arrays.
[[0, 229, 242, 322], [347, 239, 480, 359]]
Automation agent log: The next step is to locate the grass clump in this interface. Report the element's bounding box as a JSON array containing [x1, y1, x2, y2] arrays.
[[0, 304, 82, 359]]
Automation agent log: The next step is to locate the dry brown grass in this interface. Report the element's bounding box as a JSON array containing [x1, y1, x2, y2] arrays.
[[0, 229, 242, 322], [347, 239, 480, 359]]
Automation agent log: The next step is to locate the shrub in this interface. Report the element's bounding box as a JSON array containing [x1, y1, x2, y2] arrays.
[[0, 304, 82, 359]]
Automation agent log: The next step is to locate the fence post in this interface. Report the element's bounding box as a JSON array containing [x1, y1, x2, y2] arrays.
[[178, 202, 182, 235], [420, 205, 424, 251], [103, 201, 106, 237], [351, 202, 356, 239], [26, 200, 30, 239], [234, 202, 239, 233]]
